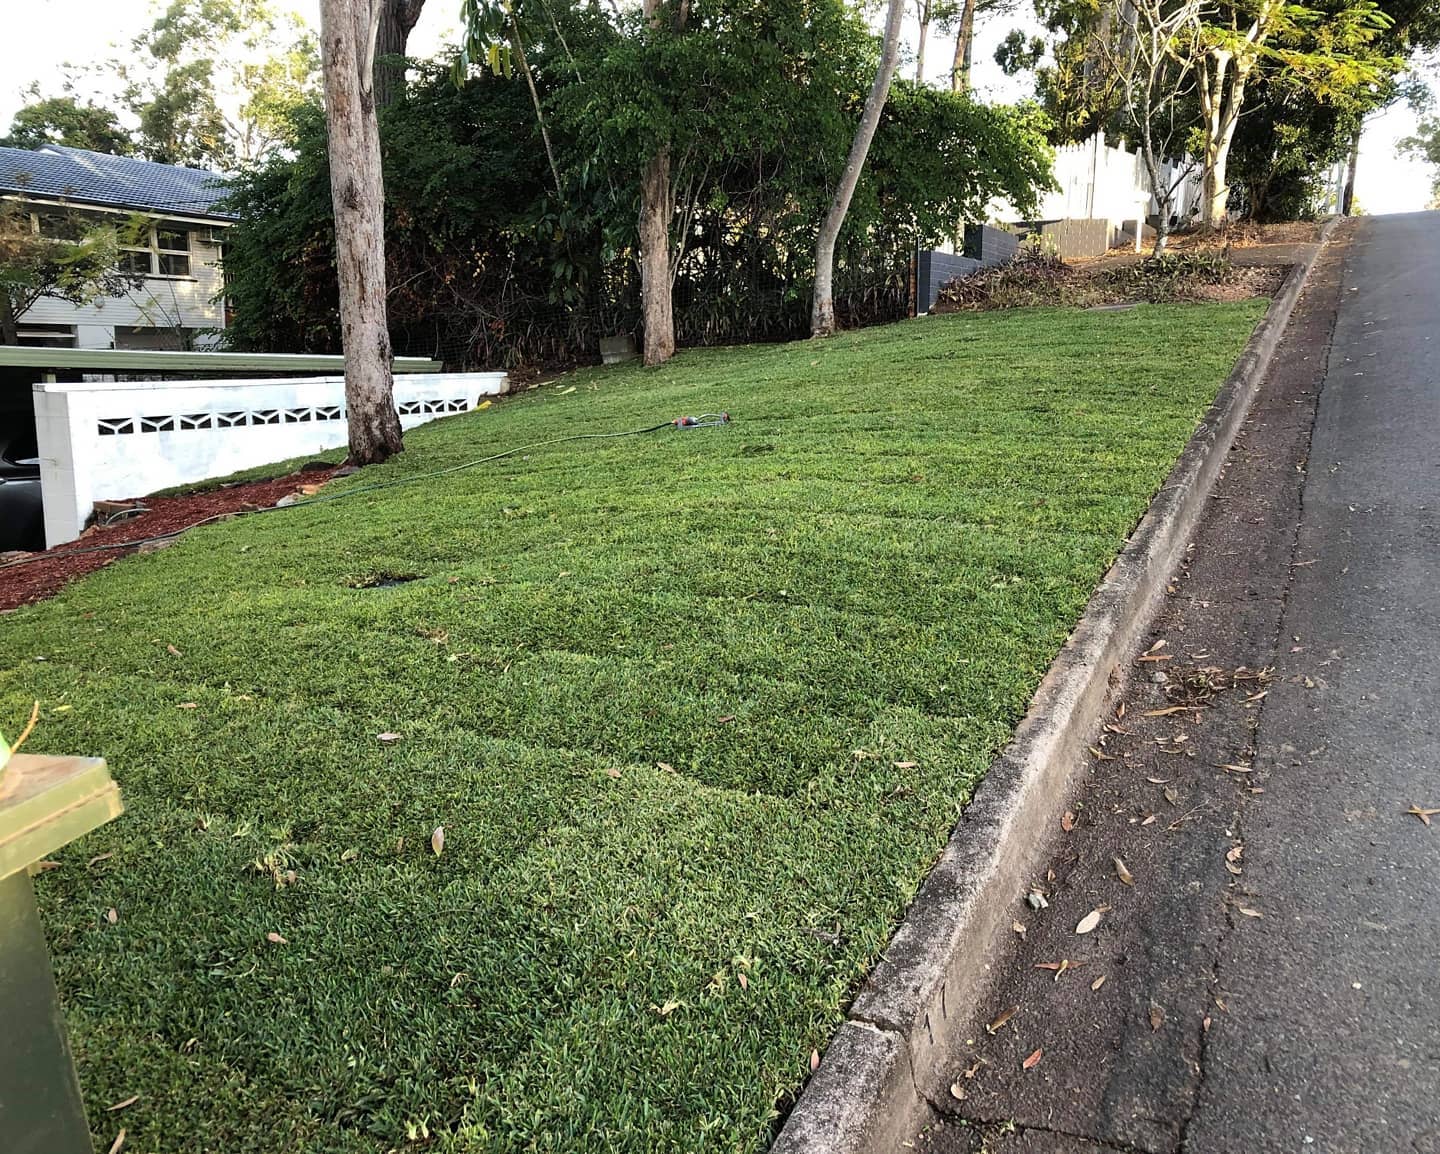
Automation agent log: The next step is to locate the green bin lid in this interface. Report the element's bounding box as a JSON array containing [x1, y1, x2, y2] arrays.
[[0, 755, 122, 881]]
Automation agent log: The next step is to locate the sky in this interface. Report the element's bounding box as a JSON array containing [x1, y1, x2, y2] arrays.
[[0, 0, 1434, 214]]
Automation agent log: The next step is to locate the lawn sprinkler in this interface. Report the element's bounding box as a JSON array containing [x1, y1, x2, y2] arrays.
[[671, 412, 730, 429]]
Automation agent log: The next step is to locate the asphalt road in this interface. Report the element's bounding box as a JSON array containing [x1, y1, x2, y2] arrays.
[[912, 213, 1440, 1154]]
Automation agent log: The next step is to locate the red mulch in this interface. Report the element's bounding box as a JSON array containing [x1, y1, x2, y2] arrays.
[[0, 467, 337, 613]]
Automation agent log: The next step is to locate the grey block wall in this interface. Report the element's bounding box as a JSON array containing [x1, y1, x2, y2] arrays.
[[916, 251, 981, 313], [963, 224, 1020, 266]]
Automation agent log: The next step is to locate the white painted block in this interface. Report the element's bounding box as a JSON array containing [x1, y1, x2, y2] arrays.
[[33, 371, 508, 546]]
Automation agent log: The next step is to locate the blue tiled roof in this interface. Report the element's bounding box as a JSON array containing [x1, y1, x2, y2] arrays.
[[0, 144, 233, 220]]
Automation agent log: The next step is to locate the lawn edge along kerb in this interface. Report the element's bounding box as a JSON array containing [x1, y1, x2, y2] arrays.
[[770, 217, 1341, 1154]]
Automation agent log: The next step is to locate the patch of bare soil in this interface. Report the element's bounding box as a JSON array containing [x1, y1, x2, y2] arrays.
[[0, 466, 336, 612]]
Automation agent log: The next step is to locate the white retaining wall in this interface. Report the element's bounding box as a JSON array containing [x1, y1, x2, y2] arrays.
[[33, 371, 508, 546]]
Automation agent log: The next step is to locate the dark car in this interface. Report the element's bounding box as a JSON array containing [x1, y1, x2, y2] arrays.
[[0, 433, 44, 553]]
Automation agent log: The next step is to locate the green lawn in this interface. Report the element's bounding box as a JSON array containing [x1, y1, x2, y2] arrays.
[[0, 302, 1264, 1153]]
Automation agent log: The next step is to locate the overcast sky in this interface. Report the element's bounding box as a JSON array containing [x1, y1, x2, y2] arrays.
[[1, 0, 1433, 214]]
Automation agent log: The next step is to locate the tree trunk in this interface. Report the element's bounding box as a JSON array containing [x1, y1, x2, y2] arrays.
[[812, 0, 907, 337], [1342, 127, 1361, 215], [0, 295, 18, 346], [638, 0, 684, 367], [916, 3, 930, 83], [320, 0, 404, 465], [951, 0, 977, 91], [639, 147, 675, 365], [373, 0, 425, 109], [511, 16, 563, 198]]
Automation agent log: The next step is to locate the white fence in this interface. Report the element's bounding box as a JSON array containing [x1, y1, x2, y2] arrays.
[[33, 371, 508, 546], [992, 130, 1205, 246]]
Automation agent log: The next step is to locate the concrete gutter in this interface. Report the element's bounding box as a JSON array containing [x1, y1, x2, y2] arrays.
[[771, 218, 1340, 1154]]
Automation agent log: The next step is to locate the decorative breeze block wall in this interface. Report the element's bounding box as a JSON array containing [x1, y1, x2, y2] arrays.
[[33, 372, 507, 546]]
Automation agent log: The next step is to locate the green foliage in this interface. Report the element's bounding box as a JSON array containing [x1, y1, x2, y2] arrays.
[[222, 0, 1053, 367], [0, 202, 148, 340], [0, 94, 134, 155], [13, 0, 320, 168], [1399, 114, 1440, 201], [0, 301, 1265, 1152]]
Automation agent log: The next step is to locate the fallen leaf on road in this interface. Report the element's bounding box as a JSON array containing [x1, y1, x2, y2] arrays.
[[1022, 1048, 1044, 1070], [1141, 814, 1158, 826], [949, 1081, 967, 1101], [1115, 702, 1126, 720], [963, 1058, 987, 1079], [1146, 776, 1171, 784], [1147, 640, 1169, 653], [1012, 921, 1027, 937], [1406, 805, 1440, 826], [986, 1005, 1019, 1035], [1089, 746, 1115, 761], [106, 1095, 139, 1112], [1136, 653, 1173, 663], [1149, 1004, 1165, 1031], [1061, 811, 1076, 832], [1144, 706, 1196, 717], [1164, 785, 1180, 806], [1218, 763, 1252, 773], [1091, 975, 1107, 992], [1203, 1015, 1212, 1032], [1113, 857, 1134, 886], [1075, 907, 1108, 935], [1237, 906, 1263, 919], [1035, 959, 1082, 980]]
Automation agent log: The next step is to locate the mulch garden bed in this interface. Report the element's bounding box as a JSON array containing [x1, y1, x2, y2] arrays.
[[0, 467, 336, 612]]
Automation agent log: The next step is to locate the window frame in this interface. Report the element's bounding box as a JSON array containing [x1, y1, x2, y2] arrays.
[[116, 223, 195, 280]]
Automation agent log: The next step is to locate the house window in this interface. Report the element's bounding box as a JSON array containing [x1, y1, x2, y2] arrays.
[[119, 225, 193, 278], [156, 228, 191, 276]]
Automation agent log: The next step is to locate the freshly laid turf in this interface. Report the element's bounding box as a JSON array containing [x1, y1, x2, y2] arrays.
[[0, 303, 1264, 1152]]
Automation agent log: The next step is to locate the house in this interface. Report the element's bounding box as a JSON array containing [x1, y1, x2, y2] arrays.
[[0, 144, 232, 351]]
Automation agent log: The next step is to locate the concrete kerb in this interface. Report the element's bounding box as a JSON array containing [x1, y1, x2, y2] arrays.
[[770, 217, 1341, 1154]]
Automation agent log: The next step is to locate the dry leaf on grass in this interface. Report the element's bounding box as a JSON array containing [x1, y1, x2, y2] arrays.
[[107, 1130, 126, 1154], [106, 1095, 139, 1112], [737, 972, 749, 990], [105, 907, 118, 925], [166, 644, 182, 657], [810, 1049, 820, 1072], [376, 732, 402, 744], [266, 932, 287, 944], [1022, 1048, 1044, 1070], [431, 826, 445, 856], [893, 760, 918, 769]]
